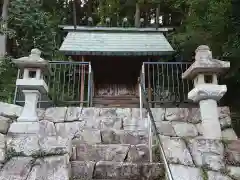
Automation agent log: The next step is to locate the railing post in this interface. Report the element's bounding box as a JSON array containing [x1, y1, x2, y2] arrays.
[[87, 63, 92, 107], [148, 114, 153, 162], [139, 82, 142, 117]]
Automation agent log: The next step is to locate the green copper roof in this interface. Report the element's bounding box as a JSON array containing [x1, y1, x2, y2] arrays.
[[59, 31, 174, 56]]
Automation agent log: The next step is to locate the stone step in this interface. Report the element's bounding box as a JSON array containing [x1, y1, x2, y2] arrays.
[[69, 129, 149, 146], [94, 103, 139, 108], [71, 161, 165, 180], [71, 144, 149, 162], [93, 97, 140, 108], [100, 129, 149, 145]]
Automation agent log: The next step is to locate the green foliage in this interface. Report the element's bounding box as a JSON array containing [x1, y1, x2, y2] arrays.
[[0, 0, 239, 122], [200, 168, 208, 180], [7, 0, 64, 59], [171, 0, 232, 59]]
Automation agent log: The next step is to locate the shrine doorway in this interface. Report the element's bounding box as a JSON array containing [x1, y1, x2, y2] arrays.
[[89, 56, 145, 107]]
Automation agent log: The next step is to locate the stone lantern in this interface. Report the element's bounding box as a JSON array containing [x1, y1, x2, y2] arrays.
[[182, 45, 230, 139], [13, 49, 49, 122]]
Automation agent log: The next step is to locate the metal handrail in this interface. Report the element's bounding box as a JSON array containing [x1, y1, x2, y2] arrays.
[[14, 61, 92, 108], [138, 77, 174, 180]]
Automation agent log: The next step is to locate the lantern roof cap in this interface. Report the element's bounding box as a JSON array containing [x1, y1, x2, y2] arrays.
[[182, 45, 230, 79]]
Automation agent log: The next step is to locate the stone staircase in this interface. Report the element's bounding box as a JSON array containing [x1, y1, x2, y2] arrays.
[[67, 107, 164, 179]]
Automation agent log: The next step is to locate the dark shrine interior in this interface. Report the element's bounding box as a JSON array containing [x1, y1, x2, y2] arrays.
[[88, 56, 146, 85]]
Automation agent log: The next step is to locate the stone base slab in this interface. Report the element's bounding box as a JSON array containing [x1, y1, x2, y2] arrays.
[[70, 161, 164, 180], [8, 120, 56, 136], [71, 144, 150, 162], [6, 135, 71, 157], [0, 155, 70, 180]]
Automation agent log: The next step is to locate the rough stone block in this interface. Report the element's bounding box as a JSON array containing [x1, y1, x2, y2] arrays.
[[84, 117, 101, 129], [94, 161, 164, 180], [207, 171, 232, 180], [169, 164, 203, 180], [0, 149, 5, 163], [99, 108, 117, 117], [0, 134, 5, 149], [44, 107, 67, 122], [164, 108, 189, 122], [123, 117, 148, 131], [160, 136, 194, 166], [79, 129, 102, 144], [0, 116, 11, 134], [99, 116, 122, 129], [39, 136, 72, 156], [8, 120, 56, 136], [156, 121, 176, 136], [172, 122, 198, 137], [187, 139, 225, 171], [0, 102, 22, 118], [101, 129, 149, 145], [66, 107, 97, 122], [219, 107, 232, 129], [65, 107, 82, 121], [126, 144, 149, 162], [0, 157, 34, 180], [222, 129, 238, 140], [132, 108, 147, 120], [225, 140, 240, 166], [101, 129, 121, 144], [0, 134, 5, 162], [150, 108, 165, 122], [188, 108, 202, 124], [196, 123, 203, 135], [55, 121, 85, 138], [71, 161, 95, 180], [118, 130, 149, 145], [7, 135, 71, 157], [115, 108, 131, 119], [227, 166, 240, 180], [27, 154, 70, 180], [36, 108, 45, 120], [73, 144, 130, 162], [7, 135, 40, 156], [202, 153, 225, 171]]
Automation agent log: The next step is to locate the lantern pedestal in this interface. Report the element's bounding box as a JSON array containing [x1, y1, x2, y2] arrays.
[[17, 90, 40, 122]]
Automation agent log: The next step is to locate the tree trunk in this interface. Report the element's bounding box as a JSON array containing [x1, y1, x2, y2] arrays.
[[72, 0, 77, 29], [0, 0, 9, 57], [87, 0, 92, 18], [156, 4, 160, 28], [134, 3, 140, 28]]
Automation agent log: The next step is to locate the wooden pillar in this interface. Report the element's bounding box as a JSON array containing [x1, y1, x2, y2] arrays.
[[147, 58, 152, 108]]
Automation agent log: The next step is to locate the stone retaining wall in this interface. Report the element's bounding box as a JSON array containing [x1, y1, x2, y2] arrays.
[[0, 102, 239, 179], [150, 107, 240, 180]]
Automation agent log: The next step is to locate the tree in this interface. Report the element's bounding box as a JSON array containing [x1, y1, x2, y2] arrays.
[[7, 0, 64, 59], [0, 0, 9, 57]]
